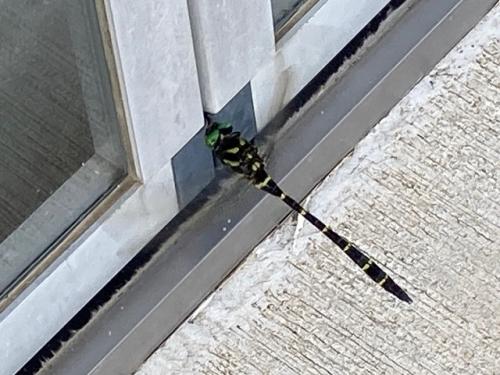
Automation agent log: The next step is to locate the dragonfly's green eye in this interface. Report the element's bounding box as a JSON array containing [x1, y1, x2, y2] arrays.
[[205, 128, 220, 148]]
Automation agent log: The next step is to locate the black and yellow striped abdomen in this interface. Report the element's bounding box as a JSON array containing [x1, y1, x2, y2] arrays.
[[256, 174, 412, 303], [213, 130, 412, 303]]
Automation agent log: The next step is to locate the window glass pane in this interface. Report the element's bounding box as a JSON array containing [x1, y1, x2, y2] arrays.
[[0, 0, 128, 297], [271, 0, 320, 35]]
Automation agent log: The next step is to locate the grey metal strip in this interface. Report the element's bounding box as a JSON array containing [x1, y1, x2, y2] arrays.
[[38, 0, 497, 374]]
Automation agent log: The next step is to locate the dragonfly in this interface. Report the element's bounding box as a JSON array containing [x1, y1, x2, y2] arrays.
[[204, 120, 412, 303]]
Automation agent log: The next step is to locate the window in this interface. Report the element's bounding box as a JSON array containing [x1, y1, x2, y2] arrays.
[[0, 0, 129, 300], [271, 0, 320, 39]]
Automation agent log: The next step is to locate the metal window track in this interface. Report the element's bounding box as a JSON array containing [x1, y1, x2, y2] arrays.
[[30, 0, 497, 374]]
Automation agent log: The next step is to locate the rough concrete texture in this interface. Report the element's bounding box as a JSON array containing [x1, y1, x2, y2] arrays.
[[137, 5, 499, 375]]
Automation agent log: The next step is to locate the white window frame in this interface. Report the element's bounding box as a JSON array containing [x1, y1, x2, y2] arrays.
[[252, 0, 391, 129], [186, 0, 391, 127]]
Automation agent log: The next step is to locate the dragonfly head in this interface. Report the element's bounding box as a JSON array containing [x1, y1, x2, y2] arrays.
[[204, 119, 233, 149]]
